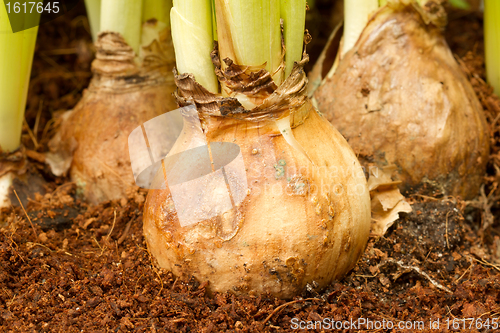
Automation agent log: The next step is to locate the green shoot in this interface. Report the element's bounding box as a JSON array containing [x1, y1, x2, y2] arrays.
[[143, 0, 171, 26], [211, 0, 218, 41], [0, 7, 39, 152], [485, 0, 500, 96], [280, 0, 306, 78], [448, 0, 471, 10], [140, 0, 172, 54], [343, 0, 379, 56], [84, 0, 101, 42], [100, 0, 143, 54], [170, 0, 218, 93], [214, 0, 282, 84]]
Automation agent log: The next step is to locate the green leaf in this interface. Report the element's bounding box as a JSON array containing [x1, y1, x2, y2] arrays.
[[448, 0, 471, 10]]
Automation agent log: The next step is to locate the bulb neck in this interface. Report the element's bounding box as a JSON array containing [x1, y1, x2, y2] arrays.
[[89, 31, 175, 94]]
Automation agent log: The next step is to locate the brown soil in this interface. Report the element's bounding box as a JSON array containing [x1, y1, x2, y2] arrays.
[[1, 3, 500, 332]]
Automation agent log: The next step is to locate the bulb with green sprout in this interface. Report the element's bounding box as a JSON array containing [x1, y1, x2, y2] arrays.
[[142, 0, 371, 298], [311, 0, 489, 199], [485, 0, 500, 97], [48, 0, 179, 204]]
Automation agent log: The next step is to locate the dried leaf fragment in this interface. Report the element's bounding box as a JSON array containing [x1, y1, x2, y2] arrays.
[[369, 166, 412, 236]]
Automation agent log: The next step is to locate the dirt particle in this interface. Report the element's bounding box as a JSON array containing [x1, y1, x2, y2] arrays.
[[38, 232, 48, 243], [101, 268, 115, 287]]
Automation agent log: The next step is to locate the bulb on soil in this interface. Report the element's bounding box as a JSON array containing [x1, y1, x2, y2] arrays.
[[48, 29, 178, 204], [142, 55, 372, 298], [312, 1, 489, 199]]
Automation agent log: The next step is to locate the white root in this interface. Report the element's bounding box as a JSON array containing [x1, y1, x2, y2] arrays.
[[0, 172, 13, 208], [384, 259, 452, 294]]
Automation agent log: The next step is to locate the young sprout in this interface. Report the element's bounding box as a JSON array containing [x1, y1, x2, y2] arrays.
[[0, 6, 40, 207], [214, 0, 282, 84], [170, 0, 218, 93], [0, 6, 39, 152], [84, 0, 102, 42], [343, 0, 379, 56], [485, 0, 500, 96], [100, 0, 143, 54], [280, 0, 307, 78]]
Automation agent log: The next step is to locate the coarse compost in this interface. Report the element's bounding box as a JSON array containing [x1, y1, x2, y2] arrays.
[[0, 1, 499, 332]]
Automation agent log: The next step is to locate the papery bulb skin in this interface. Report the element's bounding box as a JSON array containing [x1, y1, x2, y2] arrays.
[[313, 3, 489, 199], [143, 59, 371, 298], [48, 32, 177, 204]]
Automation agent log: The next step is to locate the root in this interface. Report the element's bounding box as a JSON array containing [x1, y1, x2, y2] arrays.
[[383, 259, 452, 294], [13, 189, 37, 239], [262, 298, 323, 324], [466, 183, 500, 238], [468, 256, 500, 273]]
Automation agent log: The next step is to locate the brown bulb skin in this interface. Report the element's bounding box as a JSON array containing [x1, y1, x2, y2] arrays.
[[143, 102, 371, 299], [313, 4, 489, 199], [49, 32, 177, 204]]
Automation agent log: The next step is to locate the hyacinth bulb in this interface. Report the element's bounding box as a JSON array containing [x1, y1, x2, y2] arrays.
[[48, 31, 177, 204], [138, 57, 372, 298], [313, 1, 489, 199]]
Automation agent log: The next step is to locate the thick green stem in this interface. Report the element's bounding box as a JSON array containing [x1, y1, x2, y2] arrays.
[[140, 0, 172, 53], [0, 7, 39, 152], [211, 0, 218, 41], [342, 0, 378, 56], [448, 0, 470, 10], [143, 0, 171, 26], [281, 0, 306, 78], [170, 0, 218, 93], [84, 0, 101, 42], [100, 0, 143, 54], [215, 0, 282, 85], [485, 0, 500, 96]]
